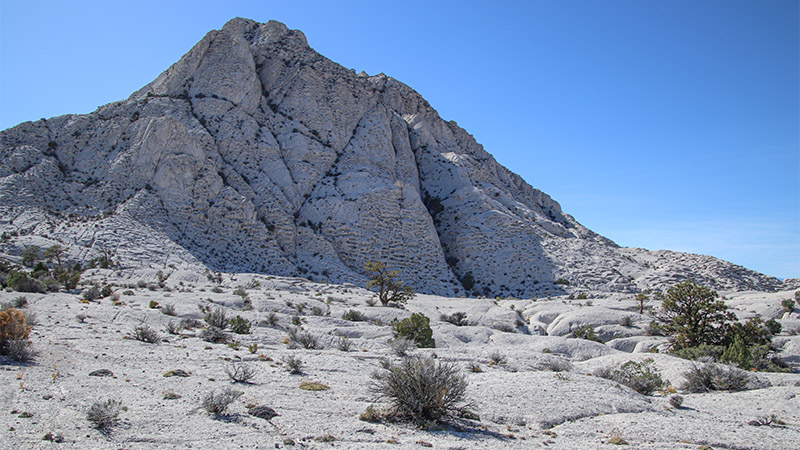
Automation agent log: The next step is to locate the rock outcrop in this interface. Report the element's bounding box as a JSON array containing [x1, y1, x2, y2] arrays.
[[0, 18, 785, 295]]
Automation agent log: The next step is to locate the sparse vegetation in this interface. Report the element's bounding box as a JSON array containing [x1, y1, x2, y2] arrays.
[[0, 308, 31, 357], [228, 316, 251, 334], [200, 326, 230, 344], [594, 358, 664, 395], [342, 309, 367, 322], [364, 261, 415, 306], [682, 363, 751, 392], [389, 337, 416, 356], [299, 381, 330, 391], [282, 355, 304, 374], [86, 399, 123, 430], [440, 312, 469, 326], [203, 307, 228, 329], [131, 324, 161, 343], [202, 388, 243, 415], [225, 362, 256, 383], [370, 356, 469, 424], [287, 327, 322, 349], [572, 324, 601, 342], [393, 313, 435, 348]]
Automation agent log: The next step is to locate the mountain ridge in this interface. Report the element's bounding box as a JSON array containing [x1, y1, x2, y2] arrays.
[[0, 18, 786, 295]]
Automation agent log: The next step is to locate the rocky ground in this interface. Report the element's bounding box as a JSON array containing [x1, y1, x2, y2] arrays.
[[1, 269, 799, 449]]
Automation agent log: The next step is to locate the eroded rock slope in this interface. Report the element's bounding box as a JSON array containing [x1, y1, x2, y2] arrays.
[[0, 18, 784, 295]]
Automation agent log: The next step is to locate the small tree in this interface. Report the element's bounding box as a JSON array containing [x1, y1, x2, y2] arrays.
[[635, 293, 648, 314], [654, 281, 735, 349], [21, 246, 41, 268], [44, 245, 65, 268], [364, 261, 414, 306]]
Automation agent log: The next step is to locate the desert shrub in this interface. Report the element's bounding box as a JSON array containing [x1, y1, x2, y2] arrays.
[[162, 390, 181, 400], [683, 363, 751, 392], [7, 271, 46, 293], [6, 339, 37, 363], [389, 337, 416, 356], [200, 326, 230, 344], [764, 318, 781, 335], [202, 388, 243, 415], [359, 404, 382, 422], [86, 399, 123, 430], [248, 343, 258, 354], [265, 312, 279, 327], [543, 358, 573, 372], [282, 355, 304, 374], [335, 336, 353, 352], [669, 394, 684, 408], [572, 325, 601, 342], [228, 316, 251, 334], [555, 278, 570, 286], [181, 319, 202, 330], [364, 261, 415, 305], [203, 307, 228, 329], [131, 325, 161, 344], [225, 362, 256, 383], [100, 285, 113, 298], [233, 287, 247, 298], [692, 363, 745, 391], [165, 320, 180, 335], [310, 306, 325, 316], [82, 285, 101, 301], [287, 327, 321, 349], [370, 356, 469, 424], [12, 296, 28, 308], [148, 300, 160, 309], [782, 298, 796, 313], [595, 358, 664, 395], [342, 309, 367, 322], [0, 308, 31, 355], [488, 350, 507, 366], [620, 316, 634, 327], [393, 313, 435, 348], [440, 312, 468, 326], [161, 303, 176, 316]]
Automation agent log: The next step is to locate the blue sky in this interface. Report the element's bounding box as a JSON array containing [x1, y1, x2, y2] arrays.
[[1, 1, 798, 279]]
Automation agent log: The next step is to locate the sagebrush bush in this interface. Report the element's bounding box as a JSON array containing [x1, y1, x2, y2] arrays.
[[393, 313, 435, 348], [370, 356, 469, 424], [682, 363, 751, 392], [203, 307, 228, 329], [86, 399, 123, 430], [287, 327, 321, 349], [131, 325, 161, 343], [595, 358, 664, 395], [225, 362, 256, 383], [572, 325, 601, 342], [7, 339, 37, 363], [335, 336, 353, 352], [389, 337, 415, 356], [282, 355, 304, 374], [161, 303, 176, 316], [201, 326, 230, 344], [228, 316, 251, 334], [202, 388, 243, 415], [342, 309, 367, 322], [440, 312, 469, 326]]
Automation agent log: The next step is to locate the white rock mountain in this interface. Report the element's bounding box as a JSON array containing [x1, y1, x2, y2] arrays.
[[0, 18, 785, 296]]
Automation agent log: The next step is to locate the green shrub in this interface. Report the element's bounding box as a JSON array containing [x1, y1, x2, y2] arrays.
[[7, 271, 46, 293], [764, 318, 781, 335], [370, 356, 469, 424], [342, 309, 367, 322], [782, 298, 796, 313], [595, 358, 664, 395], [228, 316, 251, 334], [86, 399, 123, 430], [440, 312, 468, 326], [572, 325, 601, 342], [393, 313, 435, 348], [203, 307, 228, 329], [555, 278, 570, 286], [82, 285, 101, 301], [682, 363, 751, 392]]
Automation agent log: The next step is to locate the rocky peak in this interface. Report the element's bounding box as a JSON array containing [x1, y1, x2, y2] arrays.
[[0, 19, 785, 296]]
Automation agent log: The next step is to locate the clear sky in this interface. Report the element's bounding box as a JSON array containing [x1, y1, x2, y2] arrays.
[[1, 0, 798, 279]]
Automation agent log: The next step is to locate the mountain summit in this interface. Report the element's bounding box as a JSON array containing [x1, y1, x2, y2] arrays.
[[0, 18, 784, 295]]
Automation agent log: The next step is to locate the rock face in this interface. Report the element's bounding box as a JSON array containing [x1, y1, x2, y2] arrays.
[[0, 18, 785, 296]]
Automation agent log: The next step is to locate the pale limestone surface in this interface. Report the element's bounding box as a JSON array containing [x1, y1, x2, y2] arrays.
[[1, 272, 798, 449]]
